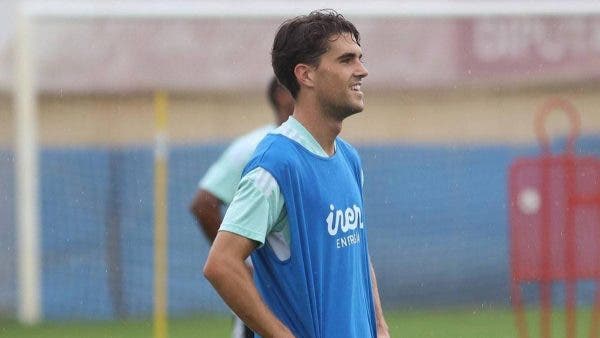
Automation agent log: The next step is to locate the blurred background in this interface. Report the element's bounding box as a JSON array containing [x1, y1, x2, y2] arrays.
[[1, 0, 600, 337]]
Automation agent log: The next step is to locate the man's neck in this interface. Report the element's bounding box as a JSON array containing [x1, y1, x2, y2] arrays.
[[292, 103, 342, 156]]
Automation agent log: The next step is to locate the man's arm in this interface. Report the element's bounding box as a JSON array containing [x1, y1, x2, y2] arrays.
[[189, 189, 223, 243], [370, 260, 390, 338], [203, 231, 294, 337]]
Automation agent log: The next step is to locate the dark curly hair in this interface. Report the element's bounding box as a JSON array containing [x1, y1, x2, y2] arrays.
[[271, 9, 361, 99]]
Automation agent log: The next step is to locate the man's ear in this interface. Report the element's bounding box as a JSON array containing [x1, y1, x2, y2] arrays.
[[294, 63, 315, 89]]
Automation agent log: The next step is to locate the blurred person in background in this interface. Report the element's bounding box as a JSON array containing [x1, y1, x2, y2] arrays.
[[190, 76, 293, 338], [203, 10, 389, 338]]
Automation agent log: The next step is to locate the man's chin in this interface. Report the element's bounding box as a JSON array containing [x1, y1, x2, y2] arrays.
[[325, 100, 365, 120], [340, 105, 364, 120], [351, 101, 365, 114]]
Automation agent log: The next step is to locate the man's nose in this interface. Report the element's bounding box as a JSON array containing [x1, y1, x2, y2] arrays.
[[356, 61, 368, 78]]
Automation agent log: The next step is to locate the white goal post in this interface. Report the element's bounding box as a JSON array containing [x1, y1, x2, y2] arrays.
[[13, 0, 600, 325]]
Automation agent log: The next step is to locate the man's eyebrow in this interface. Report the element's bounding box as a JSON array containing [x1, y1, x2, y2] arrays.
[[336, 52, 362, 61]]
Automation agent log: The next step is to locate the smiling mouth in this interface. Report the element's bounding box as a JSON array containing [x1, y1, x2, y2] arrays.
[[351, 83, 362, 92]]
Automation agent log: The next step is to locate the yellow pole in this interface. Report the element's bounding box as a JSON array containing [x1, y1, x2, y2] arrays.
[[153, 91, 169, 338]]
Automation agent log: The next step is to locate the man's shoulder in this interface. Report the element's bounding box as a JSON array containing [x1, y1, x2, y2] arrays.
[[254, 133, 297, 158], [244, 134, 299, 173]]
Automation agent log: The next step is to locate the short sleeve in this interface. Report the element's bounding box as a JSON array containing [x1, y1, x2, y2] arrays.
[[219, 167, 285, 245]]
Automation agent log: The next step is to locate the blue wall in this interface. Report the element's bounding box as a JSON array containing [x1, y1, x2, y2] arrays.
[[2, 136, 599, 319]]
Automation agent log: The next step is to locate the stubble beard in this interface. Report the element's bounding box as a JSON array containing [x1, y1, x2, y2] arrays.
[[319, 93, 364, 122]]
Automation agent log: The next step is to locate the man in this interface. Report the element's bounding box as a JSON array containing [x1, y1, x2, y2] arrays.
[[190, 77, 294, 338], [204, 10, 390, 338]]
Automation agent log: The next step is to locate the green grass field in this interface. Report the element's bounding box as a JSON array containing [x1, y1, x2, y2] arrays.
[[1, 308, 596, 338]]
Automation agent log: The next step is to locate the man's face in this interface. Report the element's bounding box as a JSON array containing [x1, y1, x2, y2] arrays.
[[312, 32, 368, 120]]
